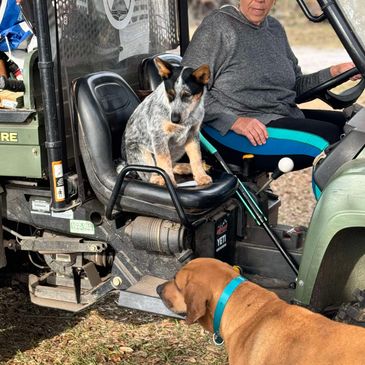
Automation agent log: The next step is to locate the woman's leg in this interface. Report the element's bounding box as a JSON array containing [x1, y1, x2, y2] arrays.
[[202, 116, 341, 172], [302, 109, 347, 131], [267, 116, 342, 144], [253, 116, 342, 170]]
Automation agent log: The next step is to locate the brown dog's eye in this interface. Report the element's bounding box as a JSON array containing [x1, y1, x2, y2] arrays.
[[174, 277, 182, 292]]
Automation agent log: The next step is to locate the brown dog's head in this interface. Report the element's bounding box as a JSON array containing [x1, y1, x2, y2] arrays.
[[156, 258, 239, 331]]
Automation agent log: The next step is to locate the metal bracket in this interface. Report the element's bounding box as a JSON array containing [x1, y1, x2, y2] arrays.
[[20, 236, 107, 253]]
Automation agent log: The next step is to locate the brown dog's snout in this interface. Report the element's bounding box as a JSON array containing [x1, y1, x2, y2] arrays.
[[156, 283, 164, 297]]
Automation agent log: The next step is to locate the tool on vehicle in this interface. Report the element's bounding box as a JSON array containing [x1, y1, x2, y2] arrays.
[[200, 133, 299, 275]]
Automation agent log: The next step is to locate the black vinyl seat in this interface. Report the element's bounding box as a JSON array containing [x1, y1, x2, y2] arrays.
[[73, 71, 238, 222], [139, 53, 183, 91]]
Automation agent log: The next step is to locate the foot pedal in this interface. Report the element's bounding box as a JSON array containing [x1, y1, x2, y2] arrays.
[[118, 275, 183, 319]]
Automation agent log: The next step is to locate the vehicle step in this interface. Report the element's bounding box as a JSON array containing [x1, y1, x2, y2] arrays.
[[34, 283, 88, 304], [118, 275, 183, 319]]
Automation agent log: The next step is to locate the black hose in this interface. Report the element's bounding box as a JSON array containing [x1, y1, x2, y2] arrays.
[[0, 76, 25, 92]]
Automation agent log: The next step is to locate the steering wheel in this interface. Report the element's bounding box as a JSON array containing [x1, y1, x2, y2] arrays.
[[295, 67, 365, 109]]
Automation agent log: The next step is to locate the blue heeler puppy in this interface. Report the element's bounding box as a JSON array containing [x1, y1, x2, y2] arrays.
[[122, 57, 212, 186]]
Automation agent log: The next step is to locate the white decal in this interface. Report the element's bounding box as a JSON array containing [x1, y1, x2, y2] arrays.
[[31, 199, 50, 213], [52, 210, 74, 220], [103, 0, 135, 29], [70, 219, 95, 235]]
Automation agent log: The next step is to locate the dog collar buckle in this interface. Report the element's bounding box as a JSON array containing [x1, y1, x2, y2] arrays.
[[213, 333, 224, 346]]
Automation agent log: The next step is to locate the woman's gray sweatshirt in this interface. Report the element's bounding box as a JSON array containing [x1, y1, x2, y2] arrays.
[[182, 5, 332, 135]]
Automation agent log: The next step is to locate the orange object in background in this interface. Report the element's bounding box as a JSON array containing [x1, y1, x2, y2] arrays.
[[0, 59, 8, 77]]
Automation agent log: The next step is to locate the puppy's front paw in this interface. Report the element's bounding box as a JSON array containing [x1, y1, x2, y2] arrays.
[[195, 174, 212, 186], [150, 175, 166, 186], [150, 174, 177, 186]]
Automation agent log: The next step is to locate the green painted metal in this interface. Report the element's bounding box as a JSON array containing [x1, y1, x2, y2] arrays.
[[0, 50, 45, 179], [0, 145, 43, 178], [0, 118, 41, 144], [0, 115, 45, 178], [22, 49, 38, 110], [294, 155, 365, 308]]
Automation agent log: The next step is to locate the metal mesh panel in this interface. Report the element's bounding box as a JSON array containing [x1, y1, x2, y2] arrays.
[[56, 1, 120, 75], [54, 0, 180, 81], [149, 0, 179, 54], [50, 0, 180, 164]]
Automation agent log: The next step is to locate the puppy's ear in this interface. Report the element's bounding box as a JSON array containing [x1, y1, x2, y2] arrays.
[[192, 64, 210, 85], [184, 282, 211, 325], [154, 57, 173, 79]]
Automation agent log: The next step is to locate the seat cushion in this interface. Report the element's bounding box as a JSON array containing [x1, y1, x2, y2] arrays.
[[121, 171, 238, 211]]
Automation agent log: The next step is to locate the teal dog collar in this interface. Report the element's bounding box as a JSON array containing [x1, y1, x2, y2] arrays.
[[213, 275, 247, 345]]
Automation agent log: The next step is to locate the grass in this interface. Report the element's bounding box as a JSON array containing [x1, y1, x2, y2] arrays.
[[0, 289, 228, 365]]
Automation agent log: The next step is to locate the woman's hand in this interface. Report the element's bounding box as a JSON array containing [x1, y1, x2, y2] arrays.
[[231, 117, 268, 146], [330, 62, 361, 81]]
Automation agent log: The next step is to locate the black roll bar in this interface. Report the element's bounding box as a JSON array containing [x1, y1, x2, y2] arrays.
[[177, 0, 190, 56], [317, 0, 365, 77], [34, 0, 66, 209], [106, 165, 191, 228], [296, 0, 326, 22]]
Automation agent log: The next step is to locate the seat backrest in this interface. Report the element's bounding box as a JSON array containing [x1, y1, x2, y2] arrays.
[[73, 71, 140, 194], [139, 53, 182, 91]]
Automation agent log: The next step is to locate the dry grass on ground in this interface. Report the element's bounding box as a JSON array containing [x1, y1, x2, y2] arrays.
[[0, 289, 228, 365]]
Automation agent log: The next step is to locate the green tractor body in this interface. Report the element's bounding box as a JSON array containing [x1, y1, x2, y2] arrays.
[[296, 150, 365, 309]]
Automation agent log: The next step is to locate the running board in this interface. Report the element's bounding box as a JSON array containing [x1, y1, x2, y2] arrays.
[[118, 275, 184, 319]]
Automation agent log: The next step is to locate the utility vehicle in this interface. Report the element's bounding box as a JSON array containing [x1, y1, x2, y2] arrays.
[[1, 0, 365, 324]]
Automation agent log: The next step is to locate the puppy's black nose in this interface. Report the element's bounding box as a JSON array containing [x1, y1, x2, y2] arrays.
[[171, 112, 181, 123], [156, 283, 164, 297]]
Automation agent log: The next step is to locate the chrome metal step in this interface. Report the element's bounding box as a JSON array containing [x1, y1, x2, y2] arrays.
[[118, 275, 183, 319]]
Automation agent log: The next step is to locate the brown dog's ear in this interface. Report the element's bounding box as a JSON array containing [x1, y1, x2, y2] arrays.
[[184, 282, 211, 325], [154, 57, 173, 79], [192, 64, 210, 85]]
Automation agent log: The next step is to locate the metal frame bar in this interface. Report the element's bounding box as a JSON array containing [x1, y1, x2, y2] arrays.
[[177, 0, 190, 56], [106, 165, 191, 227], [296, 0, 326, 22], [34, 0, 66, 209], [317, 0, 365, 76]]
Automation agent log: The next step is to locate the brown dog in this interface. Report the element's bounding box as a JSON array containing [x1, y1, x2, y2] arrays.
[[157, 258, 365, 365]]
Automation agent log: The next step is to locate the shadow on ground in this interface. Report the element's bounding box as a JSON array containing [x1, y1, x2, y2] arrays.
[[0, 285, 82, 363], [0, 284, 161, 364]]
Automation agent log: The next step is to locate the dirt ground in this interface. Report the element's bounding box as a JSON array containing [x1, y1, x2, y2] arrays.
[[2, 5, 365, 365]]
